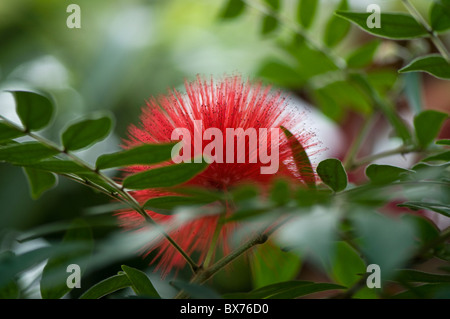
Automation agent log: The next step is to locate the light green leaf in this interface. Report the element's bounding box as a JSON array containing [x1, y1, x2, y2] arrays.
[[62, 115, 112, 151], [324, 0, 350, 47], [0, 122, 24, 143], [423, 151, 450, 162], [331, 241, 366, 287], [400, 54, 450, 80], [250, 241, 301, 289], [10, 90, 54, 131], [96, 143, 175, 170], [121, 265, 160, 298], [317, 158, 347, 192], [40, 219, 93, 299], [79, 274, 131, 299], [0, 142, 59, 165], [414, 110, 448, 148], [297, 0, 318, 29], [23, 167, 57, 199], [280, 126, 315, 189], [219, 0, 245, 19], [123, 160, 208, 190], [365, 164, 411, 184], [257, 59, 305, 88], [335, 11, 428, 39], [346, 40, 380, 68], [430, 0, 450, 33]]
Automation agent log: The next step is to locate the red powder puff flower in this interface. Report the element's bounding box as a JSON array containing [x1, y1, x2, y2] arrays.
[[117, 75, 317, 277]]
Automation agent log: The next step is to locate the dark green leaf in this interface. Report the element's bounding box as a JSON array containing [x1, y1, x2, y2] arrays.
[[79, 274, 131, 299], [324, 0, 350, 47], [11, 90, 54, 131], [223, 281, 344, 299], [0, 248, 54, 289], [270, 179, 290, 206], [436, 139, 450, 145], [143, 195, 216, 214], [398, 201, 450, 218], [40, 219, 93, 299], [400, 55, 450, 80], [123, 160, 208, 190], [0, 278, 19, 299], [22, 159, 89, 174], [393, 283, 450, 299], [23, 167, 57, 199], [396, 269, 450, 283], [414, 110, 448, 148], [423, 151, 450, 162], [261, 15, 278, 35], [62, 115, 112, 151], [335, 11, 428, 39], [317, 158, 347, 192], [171, 280, 221, 299], [297, 0, 318, 29], [121, 265, 160, 298], [250, 241, 301, 289], [219, 0, 245, 19], [430, 0, 450, 33], [346, 40, 380, 68], [280, 126, 315, 189], [365, 164, 411, 184], [96, 143, 175, 170], [0, 122, 24, 143], [257, 59, 305, 88], [263, 0, 279, 10], [0, 142, 59, 164]]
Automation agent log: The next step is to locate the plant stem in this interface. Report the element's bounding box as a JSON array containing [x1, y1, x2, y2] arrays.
[[350, 145, 418, 169], [0, 116, 199, 272], [402, 0, 450, 62], [203, 216, 223, 269]]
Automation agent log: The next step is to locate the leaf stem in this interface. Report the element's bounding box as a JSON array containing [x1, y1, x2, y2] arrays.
[[402, 0, 450, 62], [350, 145, 418, 169]]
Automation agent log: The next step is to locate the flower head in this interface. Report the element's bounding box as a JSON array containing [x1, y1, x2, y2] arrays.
[[117, 75, 317, 276]]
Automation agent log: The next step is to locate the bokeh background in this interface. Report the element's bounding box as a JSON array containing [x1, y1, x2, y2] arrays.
[[1, 0, 449, 298]]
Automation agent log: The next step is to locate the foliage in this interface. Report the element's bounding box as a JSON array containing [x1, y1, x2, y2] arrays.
[[0, 0, 449, 300]]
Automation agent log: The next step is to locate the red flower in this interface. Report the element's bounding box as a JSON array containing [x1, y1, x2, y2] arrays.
[[117, 75, 316, 276]]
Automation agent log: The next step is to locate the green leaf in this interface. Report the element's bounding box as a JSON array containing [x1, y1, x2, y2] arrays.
[[351, 210, 417, 280], [297, 0, 318, 29], [331, 241, 366, 287], [403, 73, 423, 114], [0, 248, 54, 289], [430, 0, 450, 33], [96, 143, 175, 170], [365, 164, 411, 184], [0, 278, 20, 299], [270, 179, 290, 206], [0, 142, 59, 165], [436, 139, 450, 145], [280, 126, 315, 189], [11, 90, 54, 131], [250, 241, 301, 289], [22, 159, 89, 174], [316, 158, 347, 192], [0, 122, 24, 143], [121, 265, 160, 298], [414, 110, 448, 148], [423, 151, 450, 162], [171, 280, 221, 299], [393, 283, 450, 299], [257, 59, 305, 88], [263, 0, 279, 10], [79, 274, 131, 299], [398, 201, 450, 218], [219, 0, 245, 19], [62, 115, 112, 151], [401, 214, 440, 248], [335, 11, 428, 39], [223, 281, 344, 299], [346, 40, 380, 68], [23, 167, 57, 199], [324, 0, 350, 47], [143, 195, 216, 214], [396, 270, 450, 283], [400, 54, 450, 80], [40, 219, 93, 299], [123, 160, 208, 190], [261, 15, 278, 34]]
